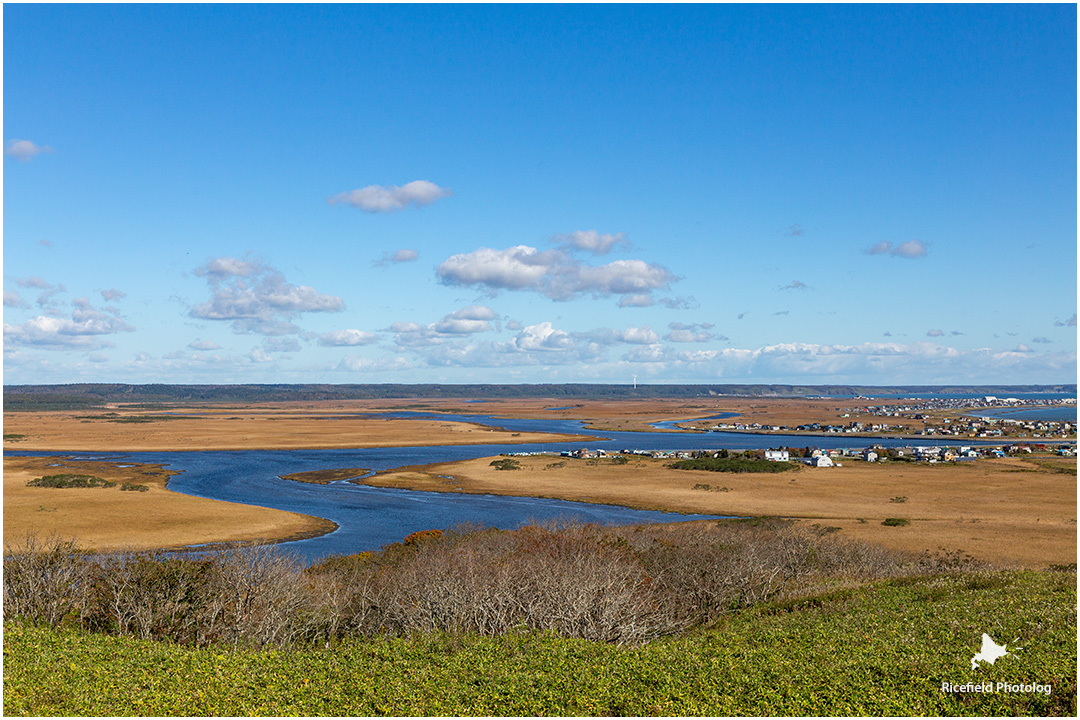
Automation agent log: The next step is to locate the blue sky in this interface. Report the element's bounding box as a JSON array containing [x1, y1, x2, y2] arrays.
[[4, 4, 1076, 385]]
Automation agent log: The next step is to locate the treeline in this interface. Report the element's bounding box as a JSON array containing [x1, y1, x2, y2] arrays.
[[4, 382, 1074, 410], [3, 521, 976, 649]]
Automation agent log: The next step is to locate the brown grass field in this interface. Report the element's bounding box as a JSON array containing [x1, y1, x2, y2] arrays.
[[366, 453, 1077, 569], [3, 456, 335, 552], [0, 396, 929, 452], [3, 398, 1074, 563], [1, 403, 595, 451]]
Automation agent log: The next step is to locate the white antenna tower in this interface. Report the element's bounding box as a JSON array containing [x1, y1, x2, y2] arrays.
[[633, 374, 637, 389]]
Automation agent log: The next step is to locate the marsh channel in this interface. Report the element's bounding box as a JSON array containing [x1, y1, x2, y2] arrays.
[[6, 411, 989, 563]]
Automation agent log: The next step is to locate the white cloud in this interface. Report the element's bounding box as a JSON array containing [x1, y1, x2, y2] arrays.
[[572, 326, 661, 346], [1055, 313, 1077, 327], [375, 248, 420, 267], [926, 329, 944, 337], [14, 276, 65, 308], [188, 339, 221, 351], [4, 290, 29, 308], [328, 180, 451, 213], [437, 245, 676, 304], [263, 337, 302, 353], [318, 329, 379, 347], [513, 322, 575, 352], [869, 239, 928, 258], [433, 305, 496, 335], [101, 289, 126, 302], [4, 299, 134, 350], [190, 256, 344, 336], [5, 139, 53, 161], [780, 280, 809, 291], [336, 355, 414, 373], [665, 322, 720, 343], [553, 230, 627, 255], [247, 348, 275, 363], [389, 306, 498, 347], [658, 296, 698, 310], [619, 294, 653, 308]]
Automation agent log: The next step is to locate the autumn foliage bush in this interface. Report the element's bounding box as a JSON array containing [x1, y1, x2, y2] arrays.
[[4, 520, 966, 648]]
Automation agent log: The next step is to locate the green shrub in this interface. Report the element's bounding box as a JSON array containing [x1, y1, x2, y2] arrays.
[[882, 518, 910, 527], [27, 474, 116, 489], [120, 483, 149, 492], [668, 457, 793, 473], [489, 458, 521, 471]]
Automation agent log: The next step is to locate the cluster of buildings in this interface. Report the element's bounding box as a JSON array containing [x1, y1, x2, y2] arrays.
[[504, 442, 1074, 465], [693, 406, 1074, 440]]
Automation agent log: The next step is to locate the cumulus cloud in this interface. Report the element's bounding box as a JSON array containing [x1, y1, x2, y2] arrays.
[[190, 256, 344, 336], [328, 180, 451, 213], [388, 306, 498, 348], [780, 280, 809, 291], [553, 230, 628, 255], [512, 322, 575, 352], [4, 299, 134, 350], [1032, 337, 1052, 344], [101, 289, 126, 302], [572, 326, 660, 346], [374, 249, 420, 267], [619, 294, 653, 308], [433, 305, 496, 335], [869, 239, 928, 258], [247, 348, 274, 363], [437, 245, 676, 304], [1054, 313, 1077, 327], [665, 322, 721, 343], [318, 329, 379, 347], [5, 139, 53, 161], [926, 329, 944, 337], [188, 339, 221, 351]]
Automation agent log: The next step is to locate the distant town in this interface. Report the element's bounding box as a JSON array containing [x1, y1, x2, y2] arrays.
[[686, 395, 1076, 441]]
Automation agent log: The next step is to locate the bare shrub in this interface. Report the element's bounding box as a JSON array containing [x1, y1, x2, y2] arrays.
[[5, 518, 957, 649], [3, 532, 91, 626], [87, 552, 212, 642], [203, 544, 312, 648]]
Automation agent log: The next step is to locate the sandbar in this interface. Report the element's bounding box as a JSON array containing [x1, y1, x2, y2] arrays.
[[4, 456, 335, 553]]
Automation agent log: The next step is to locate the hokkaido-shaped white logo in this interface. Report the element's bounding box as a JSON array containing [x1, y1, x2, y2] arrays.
[[971, 633, 1019, 670]]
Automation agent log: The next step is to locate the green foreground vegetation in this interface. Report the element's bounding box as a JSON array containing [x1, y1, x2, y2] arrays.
[[5, 569, 1074, 716]]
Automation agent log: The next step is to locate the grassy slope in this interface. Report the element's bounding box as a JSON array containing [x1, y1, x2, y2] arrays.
[[5, 569, 1075, 716]]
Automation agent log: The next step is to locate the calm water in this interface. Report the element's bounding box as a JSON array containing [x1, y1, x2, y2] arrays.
[[965, 406, 1076, 422], [5, 412, 1008, 563]]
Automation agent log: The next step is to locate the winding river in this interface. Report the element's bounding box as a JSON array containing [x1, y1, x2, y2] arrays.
[[6, 411, 996, 563]]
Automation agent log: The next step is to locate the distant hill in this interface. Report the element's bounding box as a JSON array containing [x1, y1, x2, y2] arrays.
[[3, 383, 1075, 411]]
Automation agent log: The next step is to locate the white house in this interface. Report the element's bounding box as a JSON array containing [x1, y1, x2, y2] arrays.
[[764, 450, 789, 462], [809, 455, 834, 467]]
